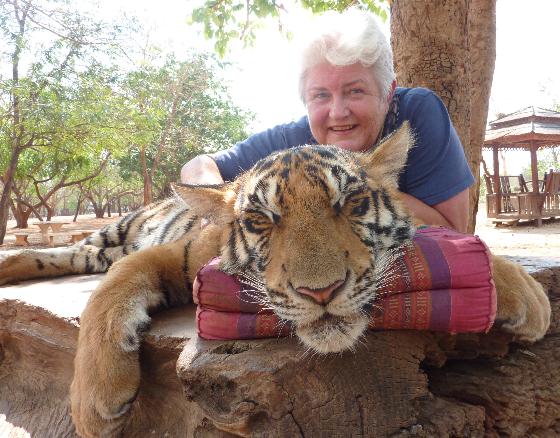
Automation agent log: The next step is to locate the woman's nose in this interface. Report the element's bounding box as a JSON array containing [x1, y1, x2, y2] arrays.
[[329, 95, 350, 119]]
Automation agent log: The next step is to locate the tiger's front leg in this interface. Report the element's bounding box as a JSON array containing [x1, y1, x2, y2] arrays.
[[70, 241, 190, 438]]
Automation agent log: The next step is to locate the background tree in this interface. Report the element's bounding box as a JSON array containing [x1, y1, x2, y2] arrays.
[[390, 0, 496, 233], [521, 147, 560, 182], [0, 0, 124, 243], [119, 53, 253, 204], [80, 162, 141, 218], [191, 0, 496, 232]]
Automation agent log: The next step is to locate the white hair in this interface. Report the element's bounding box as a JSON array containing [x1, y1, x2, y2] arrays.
[[298, 8, 395, 102]]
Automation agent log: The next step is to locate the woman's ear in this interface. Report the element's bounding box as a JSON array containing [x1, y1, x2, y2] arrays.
[[387, 79, 397, 103]]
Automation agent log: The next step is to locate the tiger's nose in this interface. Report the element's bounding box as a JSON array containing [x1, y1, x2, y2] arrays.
[[296, 280, 345, 305]]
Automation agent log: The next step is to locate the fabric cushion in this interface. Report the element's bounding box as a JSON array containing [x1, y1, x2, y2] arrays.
[[193, 227, 496, 341]]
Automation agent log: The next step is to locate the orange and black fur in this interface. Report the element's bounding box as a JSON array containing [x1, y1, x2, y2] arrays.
[[0, 123, 550, 437]]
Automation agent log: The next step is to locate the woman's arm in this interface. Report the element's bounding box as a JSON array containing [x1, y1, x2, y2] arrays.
[[399, 188, 469, 233], [180, 155, 224, 185]]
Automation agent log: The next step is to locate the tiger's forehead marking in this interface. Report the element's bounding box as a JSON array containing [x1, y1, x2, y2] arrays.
[[243, 145, 364, 210]]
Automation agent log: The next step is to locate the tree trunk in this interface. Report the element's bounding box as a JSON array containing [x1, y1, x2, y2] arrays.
[[89, 199, 105, 218], [140, 147, 153, 206], [9, 199, 23, 229], [0, 148, 22, 243], [12, 202, 33, 229], [45, 205, 55, 221], [390, 0, 496, 233], [73, 194, 82, 222]]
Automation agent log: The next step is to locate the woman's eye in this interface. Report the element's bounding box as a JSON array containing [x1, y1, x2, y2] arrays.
[[349, 88, 364, 95], [307, 90, 330, 102]]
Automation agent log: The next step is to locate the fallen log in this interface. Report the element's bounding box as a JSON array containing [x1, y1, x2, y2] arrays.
[[0, 256, 558, 437]]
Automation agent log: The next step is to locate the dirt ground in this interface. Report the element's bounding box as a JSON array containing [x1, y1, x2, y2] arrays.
[[474, 204, 560, 260], [1, 206, 559, 260]]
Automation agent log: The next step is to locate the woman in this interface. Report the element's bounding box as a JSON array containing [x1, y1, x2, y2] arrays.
[[181, 8, 473, 232]]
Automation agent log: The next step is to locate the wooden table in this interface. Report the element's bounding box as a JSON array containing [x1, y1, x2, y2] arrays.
[[33, 221, 70, 245]]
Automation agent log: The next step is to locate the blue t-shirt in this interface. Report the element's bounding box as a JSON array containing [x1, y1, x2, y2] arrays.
[[211, 87, 474, 206]]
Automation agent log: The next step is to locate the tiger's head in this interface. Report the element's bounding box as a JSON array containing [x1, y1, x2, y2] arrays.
[[176, 123, 415, 353]]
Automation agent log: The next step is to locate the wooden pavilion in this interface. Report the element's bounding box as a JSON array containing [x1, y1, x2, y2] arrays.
[[483, 106, 560, 226]]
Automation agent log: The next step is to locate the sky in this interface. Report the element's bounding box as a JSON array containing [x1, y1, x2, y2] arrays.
[[96, 0, 559, 171]]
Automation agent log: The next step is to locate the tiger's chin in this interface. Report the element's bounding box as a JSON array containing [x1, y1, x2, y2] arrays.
[[295, 313, 369, 354]]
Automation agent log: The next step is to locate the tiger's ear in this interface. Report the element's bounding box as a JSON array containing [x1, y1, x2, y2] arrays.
[[171, 182, 237, 225], [361, 121, 414, 188]]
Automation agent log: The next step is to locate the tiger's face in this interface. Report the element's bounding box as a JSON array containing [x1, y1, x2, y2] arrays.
[[177, 123, 414, 353]]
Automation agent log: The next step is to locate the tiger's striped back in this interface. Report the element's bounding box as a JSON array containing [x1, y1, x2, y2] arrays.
[[0, 198, 198, 284]]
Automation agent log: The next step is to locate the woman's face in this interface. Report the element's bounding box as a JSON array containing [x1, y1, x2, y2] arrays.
[[303, 62, 390, 152]]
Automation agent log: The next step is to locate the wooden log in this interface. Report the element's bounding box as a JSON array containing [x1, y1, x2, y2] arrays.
[[0, 256, 559, 437]]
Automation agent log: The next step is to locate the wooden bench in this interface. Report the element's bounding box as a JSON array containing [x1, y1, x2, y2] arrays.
[[33, 221, 70, 244], [69, 230, 94, 243], [47, 232, 68, 247], [13, 232, 33, 246]]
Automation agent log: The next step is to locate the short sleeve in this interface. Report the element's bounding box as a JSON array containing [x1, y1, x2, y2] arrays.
[[398, 89, 474, 205], [210, 116, 314, 181]]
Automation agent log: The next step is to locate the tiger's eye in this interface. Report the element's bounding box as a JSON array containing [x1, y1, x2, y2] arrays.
[[351, 197, 370, 216]]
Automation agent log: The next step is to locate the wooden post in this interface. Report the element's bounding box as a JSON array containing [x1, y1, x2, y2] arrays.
[[493, 146, 501, 214], [530, 142, 542, 226]]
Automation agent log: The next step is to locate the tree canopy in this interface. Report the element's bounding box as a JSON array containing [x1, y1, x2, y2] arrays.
[[0, 0, 253, 242], [190, 0, 388, 55]]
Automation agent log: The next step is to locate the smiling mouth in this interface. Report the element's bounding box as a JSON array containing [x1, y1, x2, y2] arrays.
[[330, 125, 356, 132]]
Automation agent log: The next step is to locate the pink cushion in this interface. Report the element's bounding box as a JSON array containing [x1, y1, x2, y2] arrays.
[[194, 227, 497, 340]]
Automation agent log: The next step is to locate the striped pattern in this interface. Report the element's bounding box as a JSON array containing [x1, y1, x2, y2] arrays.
[[223, 145, 415, 326], [7, 198, 197, 282], [194, 227, 497, 340]]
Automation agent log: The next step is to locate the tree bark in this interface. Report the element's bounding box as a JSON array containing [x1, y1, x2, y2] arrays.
[[0, 0, 30, 244], [466, 0, 497, 230], [73, 194, 82, 222], [94, 204, 105, 218], [390, 0, 496, 233], [140, 147, 153, 206], [11, 200, 34, 229], [0, 148, 22, 241]]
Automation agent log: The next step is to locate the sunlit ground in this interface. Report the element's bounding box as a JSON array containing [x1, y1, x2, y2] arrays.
[[475, 202, 560, 259]]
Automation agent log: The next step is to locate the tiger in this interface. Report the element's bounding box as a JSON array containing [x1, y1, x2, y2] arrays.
[[0, 123, 551, 438]]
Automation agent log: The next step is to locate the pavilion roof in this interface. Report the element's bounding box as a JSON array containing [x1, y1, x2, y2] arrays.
[[483, 106, 560, 150]]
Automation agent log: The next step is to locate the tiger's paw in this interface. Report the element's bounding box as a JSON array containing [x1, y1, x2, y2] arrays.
[[70, 341, 140, 438], [71, 385, 133, 438], [492, 255, 551, 343], [70, 299, 145, 437], [497, 286, 551, 343]]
